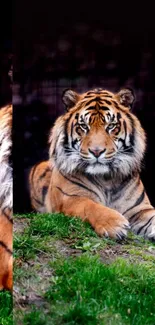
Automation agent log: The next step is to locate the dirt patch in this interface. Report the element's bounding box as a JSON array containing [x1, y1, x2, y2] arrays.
[[14, 238, 87, 314], [14, 254, 53, 314], [55, 240, 82, 257], [144, 246, 155, 256], [14, 217, 30, 234], [99, 243, 155, 265], [99, 245, 130, 264]]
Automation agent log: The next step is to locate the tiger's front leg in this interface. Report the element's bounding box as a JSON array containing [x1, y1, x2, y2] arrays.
[[46, 187, 130, 240]]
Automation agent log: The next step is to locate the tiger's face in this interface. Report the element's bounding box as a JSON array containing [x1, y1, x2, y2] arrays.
[[49, 88, 146, 178]]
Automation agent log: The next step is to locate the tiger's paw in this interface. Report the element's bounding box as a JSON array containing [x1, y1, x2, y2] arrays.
[[93, 210, 130, 240]]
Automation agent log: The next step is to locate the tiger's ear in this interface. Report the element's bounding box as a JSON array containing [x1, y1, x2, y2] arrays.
[[62, 89, 80, 110], [116, 88, 135, 108]]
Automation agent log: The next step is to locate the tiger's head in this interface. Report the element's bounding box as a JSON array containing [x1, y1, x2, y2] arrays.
[[49, 88, 146, 179]]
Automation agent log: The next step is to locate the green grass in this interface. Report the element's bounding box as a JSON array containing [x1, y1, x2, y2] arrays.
[[14, 213, 113, 261], [14, 213, 155, 325], [0, 291, 13, 325], [46, 255, 155, 325], [15, 212, 98, 238]]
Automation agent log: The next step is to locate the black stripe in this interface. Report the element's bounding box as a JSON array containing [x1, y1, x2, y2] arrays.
[[123, 190, 145, 215], [30, 162, 45, 200], [84, 112, 90, 117], [90, 112, 98, 117], [103, 100, 112, 105], [129, 211, 140, 223], [118, 138, 134, 153], [123, 120, 127, 139], [85, 91, 96, 95], [85, 98, 97, 106], [39, 168, 51, 180], [75, 113, 79, 120], [95, 97, 104, 102], [30, 162, 50, 206], [85, 174, 102, 189], [111, 175, 132, 199], [85, 97, 104, 107], [112, 101, 120, 109], [85, 103, 108, 112], [71, 122, 74, 139], [1, 207, 13, 224], [85, 105, 96, 111], [111, 114, 115, 122], [30, 161, 43, 184], [117, 112, 122, 120], [0, 241, 12, 255], [126, 113, 135, 147], [85, 91, 105, 96], [144, 216, 155, 235], [63, 114, 73, 147], [42, 186, 48, 202], [84, 94, 105, 99], [99, 106, 110, 111], [72, 138, 79, 149], [129, 208, 154, 223], [33, 197, 44, 206], [56, 186, 81, 197], [84, 94, 95, 98], [137, 216, 155, 235], [61, 173, 101, 201], [102, 94, 112, 98]]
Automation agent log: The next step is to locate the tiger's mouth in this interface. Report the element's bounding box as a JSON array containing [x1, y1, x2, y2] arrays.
[[93, 158, 114, 164], [78, 157, 115, 173], [79, 154, 115, 165]]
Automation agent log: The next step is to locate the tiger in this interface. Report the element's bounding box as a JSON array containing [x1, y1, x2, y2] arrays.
[[29, 87, 155, 240], [0, 105, 13, 291]]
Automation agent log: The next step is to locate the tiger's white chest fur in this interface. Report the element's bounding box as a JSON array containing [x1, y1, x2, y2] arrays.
[[0, 106, 12, 211]]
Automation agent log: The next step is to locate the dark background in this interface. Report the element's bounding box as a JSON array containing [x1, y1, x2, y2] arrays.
[[12, 2, 155, 212]]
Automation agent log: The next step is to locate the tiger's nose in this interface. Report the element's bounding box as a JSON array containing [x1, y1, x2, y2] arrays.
[[88, 148, 106, 158]]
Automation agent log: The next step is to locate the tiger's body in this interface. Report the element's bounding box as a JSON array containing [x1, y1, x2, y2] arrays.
[[0, 105, 13, 290], [29, 88, 155, 240]]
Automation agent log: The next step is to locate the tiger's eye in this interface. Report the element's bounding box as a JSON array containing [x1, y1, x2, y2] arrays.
[[108, 123, 116, 130], [80, 123, 88, 130]]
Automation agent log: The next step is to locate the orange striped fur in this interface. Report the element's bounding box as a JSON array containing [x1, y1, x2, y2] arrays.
[[0, 105, 13, 291], [29, 88, 155, 240]]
